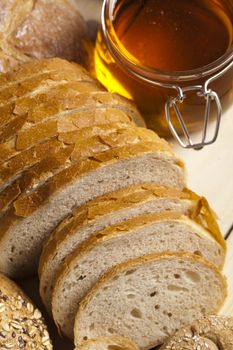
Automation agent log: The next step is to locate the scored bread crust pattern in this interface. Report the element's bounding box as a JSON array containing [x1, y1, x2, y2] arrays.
[[12, 141, 180, 218], [0, 58, 156, 216], [39, 184, 225, 276]]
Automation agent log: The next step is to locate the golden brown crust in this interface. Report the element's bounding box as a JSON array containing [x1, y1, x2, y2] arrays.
[[0, 125, 171, 214], [0, 138, 63, 186], [0, 57, 89, 80], [52, 212, 182, 285], [76, 337, 139, 350], [0, 73, 94, 107], [39, 186, 225, 301], [38, 184, 192, 278], [0, 182, 21, 212], [13, 142, 181, 218], [160, 315, 233, 350], [51, 214, 225, 315], [189, 196, 226, 250], [0, 0, 92, 72], [0, 145, 74, 213], [0, 273, 52, 349], [0, 108, 133, 164], [74, 252, 227, 346]]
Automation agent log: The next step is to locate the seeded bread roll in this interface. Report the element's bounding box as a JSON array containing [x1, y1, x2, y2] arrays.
[[39, 185, 225, 314], [160, 315, 233, 350], [0, 0, 92, 72], [0, 273, 52, 349], [74, 253, 227, 350], [52, 212, 225, 338], [76, 337, 139, 350]]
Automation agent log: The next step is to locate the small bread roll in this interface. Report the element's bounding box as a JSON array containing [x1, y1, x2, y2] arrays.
[[161, 315, 233, 350], [0, 0, 92, 72]]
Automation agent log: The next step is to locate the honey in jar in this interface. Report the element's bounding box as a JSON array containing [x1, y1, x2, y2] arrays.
[[95, 0, 233, 139]]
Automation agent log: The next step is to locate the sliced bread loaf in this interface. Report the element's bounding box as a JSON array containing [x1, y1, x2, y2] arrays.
[[74, 253, 227, 350], [39, 185, 225, 314], [160, 315, 233, 350], [0, 123, 161, 212], [0, 273, 52, 349], [1, 123, 153, 190], [0, 58, 141, 128], [0, 142, 185, 278], [52, 213, 225, 338], [76, 337, 139, 350]]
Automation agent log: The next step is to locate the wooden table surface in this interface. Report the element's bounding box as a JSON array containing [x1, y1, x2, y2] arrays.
[[23, 1, 233, 349]]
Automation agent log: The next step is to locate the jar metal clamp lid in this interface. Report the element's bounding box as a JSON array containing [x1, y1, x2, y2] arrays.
[[101, 0, 233, 150]]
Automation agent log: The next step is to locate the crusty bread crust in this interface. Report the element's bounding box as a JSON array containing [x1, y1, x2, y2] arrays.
[[0, 141, 183, 230], [13, 142, 183, 218], [1, 124, 160, 208], [76, 336, 139, 350], [160, 315, 233, 350], [0, 0, 92, 72], [39, 185, 225, 278], [39, 185, 191, 275], [51, 213, 225, 338], [76, 252, 227, 308], [0, 273, 52, 349]]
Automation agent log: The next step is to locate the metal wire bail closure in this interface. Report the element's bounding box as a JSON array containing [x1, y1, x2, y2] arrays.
[[165, 86, 222, 150], [101, 0, 233, 150], [165, 56, 233, 150]]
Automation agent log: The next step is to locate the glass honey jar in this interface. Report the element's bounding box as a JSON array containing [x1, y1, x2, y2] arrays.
[[95, 0, 233, 149]]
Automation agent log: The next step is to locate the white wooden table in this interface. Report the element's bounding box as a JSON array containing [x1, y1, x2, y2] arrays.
[[23, 1, 233, 349]]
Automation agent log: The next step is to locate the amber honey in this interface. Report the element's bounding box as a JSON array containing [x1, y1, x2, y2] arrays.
[[95, 0, 233, 136]]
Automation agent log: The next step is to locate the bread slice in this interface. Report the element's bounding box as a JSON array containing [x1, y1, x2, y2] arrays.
[[0, 69, 93, 108], [52, 213, 225, 338], [0, 58, 141, 127], [0, 57, 92, 87], [0, 89, 134, 141], [0, 138, 66, 186], [0, 145, 74, 213], [160, 315, 233, 350], [0, 273, 52, 349], [0, 143, 185, 278], [76, 337, 139, 350], [39, 185, 225, 314], [0, 125, 164, 210], [74, 253, 227, 350]]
